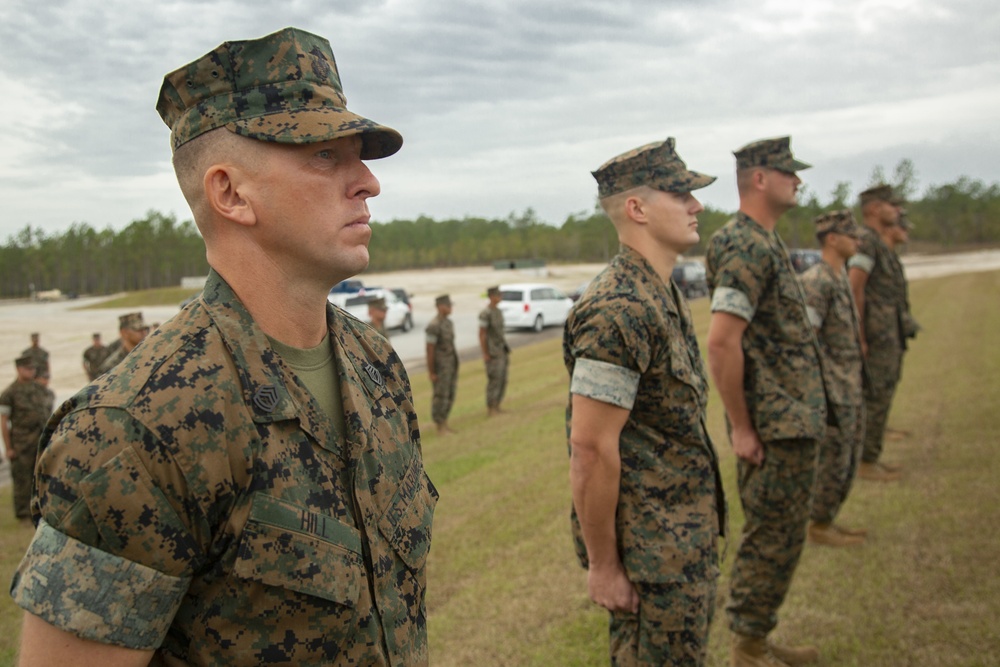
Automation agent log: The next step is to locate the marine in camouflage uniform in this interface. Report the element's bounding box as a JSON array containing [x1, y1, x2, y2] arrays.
[[82, 333, 109, 381], [479, 287, 509, 415], [426, 294, 459, 433], [848, 184, 908, 481], [368, 296, 389, 338], [12, 28, 437, 666], [705, 137, 827, 666], [565, 137, 726, 666], [99, 312, 149, 374], [1, 356, 51, 520], [799, 210, 868, 547], [20, 333, 50, 377]]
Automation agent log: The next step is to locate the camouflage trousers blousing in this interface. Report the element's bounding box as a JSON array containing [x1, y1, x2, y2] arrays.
[[811, 402, 864, 524], [485, 355, 508, 408], [431, 360, 458, 424], [727, 438, 817, 638], [609, 579, 716, 667]]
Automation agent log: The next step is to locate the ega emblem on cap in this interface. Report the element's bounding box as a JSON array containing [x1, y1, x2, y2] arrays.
[[156, 27, 402, 159], [592, 137, 716, 198]]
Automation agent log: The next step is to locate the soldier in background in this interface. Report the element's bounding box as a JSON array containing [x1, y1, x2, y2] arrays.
[[98, 311, 148, 374], [848, 184, 907, 481], [81, 332, 108, 381], [705, 136, 826, 666], [367, 296, 389, 337], [479, 286, 510, 416], [426, 294, 459, 434], [799, 210, 868, 547], [0, 356, 50, 523], [565, 137, 726, 665], [20, 333, 49, 378]]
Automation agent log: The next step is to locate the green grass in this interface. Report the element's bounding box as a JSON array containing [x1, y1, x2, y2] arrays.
[[2, 270, 998, 666], [75, 286, 199, 309]]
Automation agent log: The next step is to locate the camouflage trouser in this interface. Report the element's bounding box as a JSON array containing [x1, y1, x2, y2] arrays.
[[431, 359, 458, 424], [811, 402, 864, 524], [485, 354, 508, 408], [861, 341, 902, 464], [609, 579, 716, 666], [727, 438, 817, 638], [10, 451, 35, 519]]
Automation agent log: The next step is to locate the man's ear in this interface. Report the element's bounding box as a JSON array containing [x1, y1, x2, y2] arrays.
[[624, 193, 648, 226], [204, 164, 256, 227]]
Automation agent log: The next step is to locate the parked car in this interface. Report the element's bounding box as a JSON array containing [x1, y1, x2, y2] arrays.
[[497, 283, 574, 332], [389, 287, 412, 308], [671, 261, 709, 299], [339, 289, 413, 332], [327, 279, 367, 308], [789, 249, 822, 274]]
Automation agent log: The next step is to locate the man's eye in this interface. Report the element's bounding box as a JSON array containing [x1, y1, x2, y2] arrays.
[[317, 150, 332, 159]]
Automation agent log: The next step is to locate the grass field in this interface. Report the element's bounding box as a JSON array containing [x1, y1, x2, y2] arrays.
[[1, 269, 997, 666]]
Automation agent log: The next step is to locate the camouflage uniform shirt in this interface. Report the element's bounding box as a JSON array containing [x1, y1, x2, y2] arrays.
[[0, 379, 51, 457], [799, 262, 864, 406], [478, 306, 508, 358], [705, 212, 827, 440], [12, 270, 438, 666], [564, 245, 726, 583], [425, 315, 458, 367], [83, 344, 109, 381], [98, 338, 128, 374], [848, 225, 907, 357]]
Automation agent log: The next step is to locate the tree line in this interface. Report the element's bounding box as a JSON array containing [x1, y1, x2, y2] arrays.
[[2, 162, 998, 298]]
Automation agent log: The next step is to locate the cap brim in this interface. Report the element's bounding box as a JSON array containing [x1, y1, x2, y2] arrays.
[[655, 170, 717, 194], [227, 107, 403, 160], [789, 158, 811, 171]]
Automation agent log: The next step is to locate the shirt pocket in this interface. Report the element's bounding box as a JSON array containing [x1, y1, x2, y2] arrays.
[[233, 493, 364, 609], [776, 274, 811, 344], [377, 456, 439, 572]]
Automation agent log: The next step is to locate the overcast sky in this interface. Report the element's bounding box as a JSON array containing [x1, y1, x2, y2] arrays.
[[1, 0, 998, 239]]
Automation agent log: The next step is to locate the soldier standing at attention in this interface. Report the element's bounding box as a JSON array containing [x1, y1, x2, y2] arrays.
[[367, 296, 389, 337], [0, 356, 50, 523], [20, 333, 49, 378], [799, 210, 868, 547], [82, 332, 108, 381], [705, 137, 827, 667], [848, 184, 907, 482], [426, 294, 459, 434], [565, 137, 726, 666], [12, 27, 437, 666], [479, 286, 509, 416], [98, 312, 149, 374]]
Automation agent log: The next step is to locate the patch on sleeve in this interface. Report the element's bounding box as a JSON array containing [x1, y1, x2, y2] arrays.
[[806, 305, 822, 329], [570, 358, 640, 410], [710, 287, 755, 321], [10, 519, 190, 650], [847, 253, 875, 274], [425, 333, 439, 344]]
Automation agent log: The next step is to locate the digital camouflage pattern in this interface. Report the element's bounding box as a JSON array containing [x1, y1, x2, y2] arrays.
[[733, 136, 811, 173], [0, 379, 52, 519], [705, 212, 827, 442], [591, 137, 716, 198], [609, 580, 716, 666], [799, 261, 866, 524], [858, 183, 902, 207], [82, 343, 109, 381], [97, 338, 129, 374], [118, 311, 146, 330], [12, 270, 438, 666], [19, 345, 49, 376], [848, 225, 907, 464], [813, 208, 862, 239], [156, 27, 402, 159], [425, 314, 459, 424], [479, 305, 509, 408], [564, 246, 727, 662]]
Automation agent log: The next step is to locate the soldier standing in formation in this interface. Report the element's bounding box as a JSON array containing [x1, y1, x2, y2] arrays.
[[20, 333, 49, 378], [367, 295, 389, 337], [99, 311, 149, 374], [426, 294, 459, 434], [565, 137, 726, 665], [799, 210, 869, 547], [479, 286, 510, 416], [81, 332, 109, 381], [849, 184, 908, 482], [13, 27, 436, 665], [706, 137, 826, 667], [0, 356, 52, 522]]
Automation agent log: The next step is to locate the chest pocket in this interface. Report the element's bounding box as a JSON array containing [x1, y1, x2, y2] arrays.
[[775, 272, 811, 344], [233, 494, 364, 608], [377, 455, 439, 572]]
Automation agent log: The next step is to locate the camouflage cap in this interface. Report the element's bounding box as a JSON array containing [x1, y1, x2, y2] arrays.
[[14, 355, 34, 368], [734, 136, 811, 173], [814, 209, 861, 238], [487, 286, 501, 297], [435, 294, 452, 306], [367, 296, 387, 311], [156, 27, 402, 159], [592, 137, 715, 198], [118, 312, 146, 330], [859, 183, 900, 207]]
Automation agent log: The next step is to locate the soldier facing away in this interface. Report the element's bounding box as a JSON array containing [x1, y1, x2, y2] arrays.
[[426, 294, 459, 434], [479, 286, 509, 416], [20, 333, 49, 378], [799, 210, 869, 547], [0, 356, 51, 522], [82, 332, 108, 381], [565, 137, 727, 666], [12, 27, 437, 666], [705, 137, 827, 667]]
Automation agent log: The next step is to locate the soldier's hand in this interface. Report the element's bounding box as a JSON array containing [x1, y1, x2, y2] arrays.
[[732, 427, 765, 466], [587, 563, 639, 613], [4, 448, 14, 461]]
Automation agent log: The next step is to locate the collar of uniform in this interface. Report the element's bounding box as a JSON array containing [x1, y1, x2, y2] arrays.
[[618, 244, 680, 317]]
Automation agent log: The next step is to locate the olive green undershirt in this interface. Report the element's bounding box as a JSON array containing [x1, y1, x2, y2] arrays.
[[266, 333, 346, 438]]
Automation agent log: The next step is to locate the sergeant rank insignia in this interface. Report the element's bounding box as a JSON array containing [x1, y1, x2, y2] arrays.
[[363, 360, 384, 387]]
